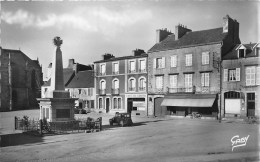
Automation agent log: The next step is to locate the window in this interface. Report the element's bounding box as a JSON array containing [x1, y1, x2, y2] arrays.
[[170, 55, 177, 67], [129, 78, 136, 91], [87, 88, 93, 96], [155, 76, 163, 90], [139, 77, 146, 91], [129, 60, 136, 73], [100, 80, 106, 90], [185, 54, 192, 66], [153, 57, 165, 69], [246, 66, 260, 86], [113, 97, 122, 109], [98, 98, 103, 109], [78, 89, 81, 94], [256, 47, 260, 56], [224, 68, 240, 82], [139, 59, 146, 72], [184, 74, 193, 92], [202, 52, 209, 65], [113, 62, 119, 74], [201, 73, 209, 87], [112, 79, 119, 94], [100, 64, 106, 75], [238, 49, 245, 58], [169, 75, 178, 88]]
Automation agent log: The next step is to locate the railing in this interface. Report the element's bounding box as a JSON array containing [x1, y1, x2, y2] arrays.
[[139, 69, 147, 73], [139, 87, 146, 91], [112, 71, 119, 75], [99, 89, 106, 95], [15, 116, 102, 135], [128, 70, 136, 73], [112, 88, 120, 95], [168, 86, 196, 94], [201, 86, 210, 93], [128, 87, 136, 92], [97, 72, 106, 76]]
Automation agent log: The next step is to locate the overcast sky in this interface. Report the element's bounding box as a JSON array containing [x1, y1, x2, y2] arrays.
[[1, 1, 259, 79]]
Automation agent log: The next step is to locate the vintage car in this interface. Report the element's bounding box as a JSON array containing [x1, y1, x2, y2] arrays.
[[109, 113, 133, 127]]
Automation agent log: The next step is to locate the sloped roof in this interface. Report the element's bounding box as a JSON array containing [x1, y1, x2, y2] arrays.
[[223, 43, 258, 60], [94, 53, 147, 63], [43, 68, 75, 86], [66, 70, 94, 88], [148, 28, 228, 52]]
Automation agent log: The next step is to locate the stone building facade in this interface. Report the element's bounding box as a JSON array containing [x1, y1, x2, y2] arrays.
[[0, 47, 43, 111], [222, 43, 260, 118], [147, 15, 241, 117], [94, 49, 148, 115]]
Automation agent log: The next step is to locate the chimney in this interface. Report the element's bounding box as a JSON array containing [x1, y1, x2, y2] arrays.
[[156, 28, 173, 43], [103, 53, 115, 60], [222, 15, 240, 44], [175, 24, 191, 40], [68, 59, 75, 68], [132, 49, 145, 56]]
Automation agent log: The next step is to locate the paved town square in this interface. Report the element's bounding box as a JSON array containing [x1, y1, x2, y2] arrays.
[[0, 110, 259, 162]]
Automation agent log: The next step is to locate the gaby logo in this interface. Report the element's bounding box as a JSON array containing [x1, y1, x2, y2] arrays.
[[231, 135, 250, 152]]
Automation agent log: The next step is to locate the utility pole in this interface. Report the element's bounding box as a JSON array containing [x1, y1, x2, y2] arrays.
[[213, 52, 222, 123]]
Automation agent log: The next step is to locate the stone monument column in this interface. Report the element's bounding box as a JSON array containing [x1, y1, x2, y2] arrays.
[[38, 37, 76, 122]]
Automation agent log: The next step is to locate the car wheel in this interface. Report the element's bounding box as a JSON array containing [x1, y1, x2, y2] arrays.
[[120, 121, 124, 127]]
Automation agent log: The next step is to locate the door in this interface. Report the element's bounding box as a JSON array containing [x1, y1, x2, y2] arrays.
[[154, 97, 164, 117], [127, 98, 133, 113], [106, 98, 110, 113], [247, 93, 255, 117]]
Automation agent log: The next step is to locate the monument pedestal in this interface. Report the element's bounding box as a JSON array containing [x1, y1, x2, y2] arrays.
[[38, 97, 77, 122]]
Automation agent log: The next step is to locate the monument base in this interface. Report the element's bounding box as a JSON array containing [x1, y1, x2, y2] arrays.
[[37, 98, 77, 122]]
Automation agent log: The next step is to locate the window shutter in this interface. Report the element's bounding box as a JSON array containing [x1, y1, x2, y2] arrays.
[[256, 67, 260, 85], [153, 58, 156, 69], [246, 67, 251, 86], [251, 67, 256, 85], [170, 56, 173, 67], [205, 73, 209, 86], [236, 68, 240, 81], [162, 57, 165, 68], [201, 73, 205, 86], [223, 69, 228, 82], [206, 52, 209, 64]]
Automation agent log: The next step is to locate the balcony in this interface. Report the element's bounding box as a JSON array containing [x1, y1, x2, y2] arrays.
[[139, 87, 146, 92], [99, 89, 106, 96], [112, 88, 120, 95], [139, 69, 147, 73], [128, 87, 136, 92], [97, 72, 106, 76], [128, 70, 136, 73], [168, 86, 196, 94], [112, 71, 119, 75]]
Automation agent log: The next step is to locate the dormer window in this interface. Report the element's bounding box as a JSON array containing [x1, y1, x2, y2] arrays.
[[238, 49, 245, 58], [236, 44, 246, 58], [256, 47, 260, 56]]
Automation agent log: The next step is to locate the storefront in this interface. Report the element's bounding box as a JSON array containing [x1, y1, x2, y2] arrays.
[[125, 94, 147, 116], [160, 94, 218, 117]]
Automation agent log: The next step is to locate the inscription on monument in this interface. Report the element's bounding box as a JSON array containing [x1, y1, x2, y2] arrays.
[[56, 109, 70, 118]]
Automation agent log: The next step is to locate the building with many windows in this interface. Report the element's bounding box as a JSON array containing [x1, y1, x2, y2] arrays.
[[94, 49, 148, 115], [222, 43, 260, 118], [147, 15, 241, 118], [0, 47, 43, 111]]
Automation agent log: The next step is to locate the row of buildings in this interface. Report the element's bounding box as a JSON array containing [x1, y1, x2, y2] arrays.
[[1, 15, 259, 119]]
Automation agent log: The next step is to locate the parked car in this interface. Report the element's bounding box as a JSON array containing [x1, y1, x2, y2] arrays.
[[109, 113, 133, 127]]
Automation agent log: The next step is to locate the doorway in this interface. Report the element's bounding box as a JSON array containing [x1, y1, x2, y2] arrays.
[[106, 98, 110, 113], [247, 93, 255, 117], [127, 98, 133, 113]]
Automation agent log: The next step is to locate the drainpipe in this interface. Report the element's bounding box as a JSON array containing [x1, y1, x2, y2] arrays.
[[219, 42, 223, 123], [8, 53, 12, 111]]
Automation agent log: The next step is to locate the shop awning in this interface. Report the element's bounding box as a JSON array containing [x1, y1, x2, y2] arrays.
[[161, 98, 215, 107]]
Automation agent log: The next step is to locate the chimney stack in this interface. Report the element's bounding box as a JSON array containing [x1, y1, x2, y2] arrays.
[[175, 24, 191, 40], [156, 28, 173, 43], [68, 59, 75, 68], [132, 49, 145, 56], [222, 15, 240, 44], [103, 53, 115, 60]]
